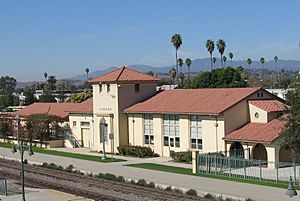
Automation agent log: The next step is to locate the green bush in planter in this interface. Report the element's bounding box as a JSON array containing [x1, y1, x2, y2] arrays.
[[117, 145, 157, 158], [170, 151, 192, 163]]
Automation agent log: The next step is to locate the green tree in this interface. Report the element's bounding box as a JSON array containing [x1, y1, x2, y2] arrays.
[[169, 68, 177, 84], [177, 58, 184, 74], [223, 56, 227, 67], [46, 75, 57, 91], [66, 91, 92, 103], [171, 33, 182, 85], [212, 57, 217, 69], [228, 52, 233, 66], [0, 76, 17, 109], [44, 72, 48, 80], [23, 86, 36, 105], [260, 57, 265, 81], [185, 58, 192, 83], [217, 39, 226, 67], [39, 92, 56, 102], [282, 86, 300, 158], [247, 58, 252, 68], [274, 56, 279, 79], [190, 67, 247, 88], [205, 39, 215, 70]]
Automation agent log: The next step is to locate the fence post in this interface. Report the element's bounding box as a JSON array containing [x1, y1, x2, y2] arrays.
[[275, 161, 279, 183], [206, 154, 208, 173], [192, 151, 199, 174], [229, 156, 231, 177], [243, 158, 246, 180], [293, 162, 296, 185], [259, 160, 262, 181], [215, 154, 217, 174]]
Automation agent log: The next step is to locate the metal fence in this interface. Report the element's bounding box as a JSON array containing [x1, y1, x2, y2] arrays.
[[196, 153, 300, 185]]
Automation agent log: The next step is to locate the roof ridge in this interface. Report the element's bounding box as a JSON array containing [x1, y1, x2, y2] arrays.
[[116, 66, 126, 81]]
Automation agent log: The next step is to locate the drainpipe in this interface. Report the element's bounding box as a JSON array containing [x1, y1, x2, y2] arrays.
[[214, 117, 219, 153], [132, 115, 135, 145]]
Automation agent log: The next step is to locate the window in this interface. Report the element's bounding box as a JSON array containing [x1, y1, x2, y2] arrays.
[[144, 114, 154, 145], [73, 121, 76, 127], [261, 92, 264, 97], [163, 114, 180, 147], [99, 84, 102, 93], [257, 93, 260, 98], [254, 112, 259, 119], [135, 84, 140, 93], [190, 115, 202, 149], [107, 84, 110, 92], [80, 121, 90, 127]]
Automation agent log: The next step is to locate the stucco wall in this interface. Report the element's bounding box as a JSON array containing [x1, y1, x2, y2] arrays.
[[249, 104, 268, 123]]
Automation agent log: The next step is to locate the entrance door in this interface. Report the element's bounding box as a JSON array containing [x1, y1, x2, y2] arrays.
[[81, 128, 90, 148]]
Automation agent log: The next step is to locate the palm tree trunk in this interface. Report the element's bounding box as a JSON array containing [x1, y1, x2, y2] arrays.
[[175, 49, 179, 86], [210, 53, 213, 71], [188, 66, 190, 84], [231, 59, 233, 67], [221, 54, 223, 68], [261, 64, 264, 81]]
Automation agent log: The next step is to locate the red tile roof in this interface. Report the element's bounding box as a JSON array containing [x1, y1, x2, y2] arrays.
[[89, 66, 160, 83], [66, 98, 93, 113], [124, 87, 261, 115], [13, 102, 79, 119], [223, 118, 285, 143], [249, 99, 288, 113]]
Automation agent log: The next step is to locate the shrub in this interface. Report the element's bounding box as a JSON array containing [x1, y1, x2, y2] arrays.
[[136, 179, 147, 187], [65, 165, 74, 172], [170, 151, 192, 163], [204, 193, 215, 199], [130, 180, 136, 185], [41, 162, 48, 167], [165, 186, 173, 192], [57, 166, 64, 171], [147, 182, 155, 188], [117, 145, 156, 158], [96, 173, 105, 179], [186, 189, 197, 197], [245, 199, 255, 201], [104, 173, 117, 181], [116, 176, 125, 182], [173, 188, 183, 194], [48, 163, 58, 169]]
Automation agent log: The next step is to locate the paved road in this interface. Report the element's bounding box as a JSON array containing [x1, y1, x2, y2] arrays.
[[0, 147, 297, 201]]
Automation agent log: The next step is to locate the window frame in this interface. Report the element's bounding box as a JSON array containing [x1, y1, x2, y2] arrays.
[[190, 115, 203, 150], [144, 114, 154, 145], [135, 84, 140, 93], [163, 114, 180, 148]]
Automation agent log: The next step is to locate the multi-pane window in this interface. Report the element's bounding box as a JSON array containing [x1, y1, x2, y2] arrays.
[[190, 115, 202, 149], [163, 114, 180, 147], [73, 121, 76, 127], [144, 114, 154, 145], [80, 121, 90, 127]]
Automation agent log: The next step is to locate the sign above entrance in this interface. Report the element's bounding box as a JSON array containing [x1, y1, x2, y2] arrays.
[[99, 107, 112, 112]]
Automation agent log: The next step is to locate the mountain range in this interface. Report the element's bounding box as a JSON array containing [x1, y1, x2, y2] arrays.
[[69, 58, 300, 81]]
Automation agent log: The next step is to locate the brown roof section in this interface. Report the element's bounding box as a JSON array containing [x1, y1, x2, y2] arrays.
[[249, 99, 288, 113], [124, 87, 261, 115], [89, 66, 160, 83], [13, 102, 79, 119], [224, 118, 285, 144], [66, 98, 93, 113]]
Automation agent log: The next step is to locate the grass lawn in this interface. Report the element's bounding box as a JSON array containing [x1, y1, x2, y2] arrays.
[[126, 163, 299, 190], [0, 142, 125, 163]]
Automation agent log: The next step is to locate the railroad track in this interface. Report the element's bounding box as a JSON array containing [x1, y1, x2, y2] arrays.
[[0, 158, 208, 201]]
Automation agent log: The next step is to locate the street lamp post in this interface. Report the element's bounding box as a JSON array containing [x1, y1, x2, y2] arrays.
[[11, 114, 34, 201], [100, 117, 107, 160]]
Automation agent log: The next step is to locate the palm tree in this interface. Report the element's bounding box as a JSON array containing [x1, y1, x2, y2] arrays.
[[205, 39, 215, 70], [213, 57, 217, 69], [223, 56, 227, 67], [185, 58, 192, 83], [229, 52, 233, 66], [177, 58, 184, 74], [260, 57, 265, 81], [169, 68, 177, 84], [44, 72, 48, 80], [85, 68, 90, 80], [274, 56, 279, 77], [247, 58, 252, 68], [217, 39, 226, 67], [171, 33, 182, 85], [180, 72, 185, 87]]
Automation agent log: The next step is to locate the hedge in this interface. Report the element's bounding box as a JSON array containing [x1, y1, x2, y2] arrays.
[[117, 145, 157, 158], [170, 151, 192, 164]]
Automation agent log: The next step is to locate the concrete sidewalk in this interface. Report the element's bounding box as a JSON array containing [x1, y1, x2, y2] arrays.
[[0, 147, 297, 201]]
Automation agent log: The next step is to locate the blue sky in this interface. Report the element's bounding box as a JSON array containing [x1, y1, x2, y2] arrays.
[[1, 0, 300, 81]]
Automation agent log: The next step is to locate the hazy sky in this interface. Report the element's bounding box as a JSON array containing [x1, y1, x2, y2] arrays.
[[1, 0, 300, 81]]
